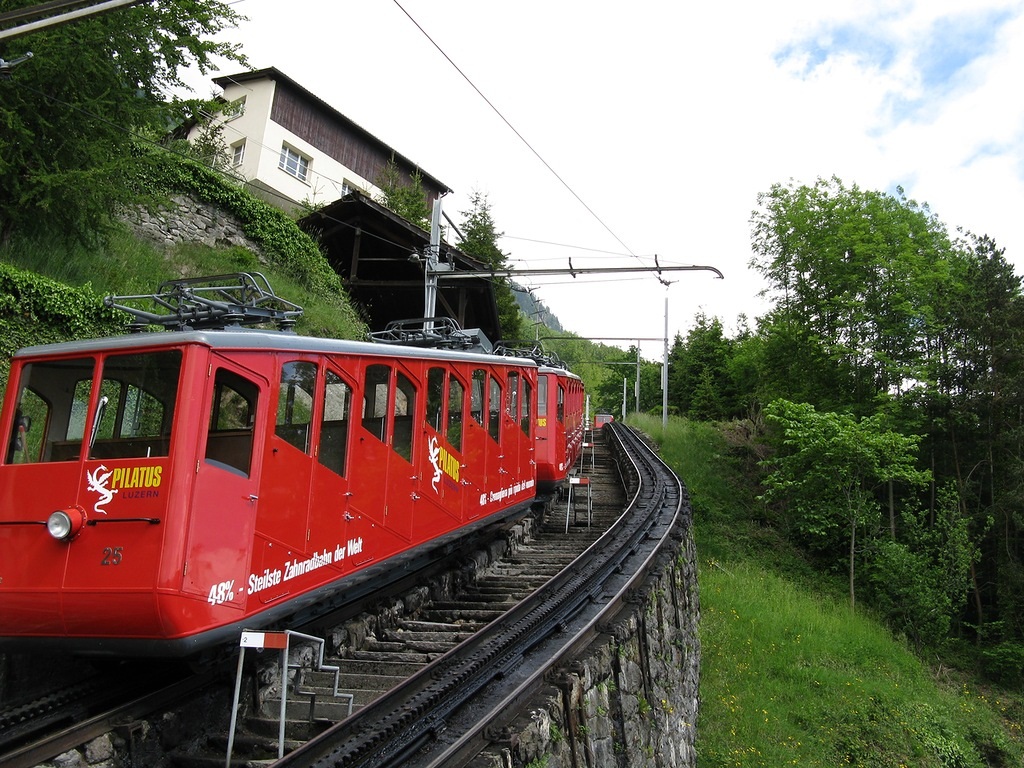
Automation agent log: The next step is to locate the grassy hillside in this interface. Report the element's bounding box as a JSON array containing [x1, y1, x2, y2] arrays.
[[629, 413, 1024, 768], [0, 223, 367, 386]]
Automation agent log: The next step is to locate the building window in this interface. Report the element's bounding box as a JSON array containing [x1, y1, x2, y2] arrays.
[[279, 145, 309, 182], [231, 140, 245, 166], [224, 96, 246, 121]]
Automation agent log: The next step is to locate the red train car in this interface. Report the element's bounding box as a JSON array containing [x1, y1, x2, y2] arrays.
[[534, 364, 585, 493], [0, 283, 548, 657]]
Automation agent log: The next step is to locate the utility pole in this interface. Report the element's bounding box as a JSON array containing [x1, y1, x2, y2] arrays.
[[542, 335, 671, 422], [423, 196, 450, 331], [663, 295, 669, 429]]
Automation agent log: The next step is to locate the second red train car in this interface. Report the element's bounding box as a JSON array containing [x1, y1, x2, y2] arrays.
[[534, 364, 585, 493]]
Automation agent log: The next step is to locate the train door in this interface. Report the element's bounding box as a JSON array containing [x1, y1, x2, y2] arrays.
[[348, 362, 418, 544], [444, 369, 468, 519], [520, 373, 534, 487], [534, 373, 555, 486], [258, 358, 318, 552], [349, 362, 389, 532], [557, 379, 567, 466], [386, 364, 418, 541], [488, 372, 506, 499], [309, 365, 360, 567], [422, 365, 466, 525], [503, 371, 534, 485], [182, 355, 266, 607], [461, 368, 490, 520]]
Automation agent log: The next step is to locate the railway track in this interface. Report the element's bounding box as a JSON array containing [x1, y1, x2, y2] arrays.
[[268, 420, 683, 768], [0, 664, 224, 768], [0, 421, 684, 767]]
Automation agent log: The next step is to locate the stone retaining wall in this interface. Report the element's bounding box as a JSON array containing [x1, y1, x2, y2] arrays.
[[486, 522, 700, 768], [121, 195, 263, 255]]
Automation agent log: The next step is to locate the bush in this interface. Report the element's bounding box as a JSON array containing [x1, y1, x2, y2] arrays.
[[0, 262, 123, 388]]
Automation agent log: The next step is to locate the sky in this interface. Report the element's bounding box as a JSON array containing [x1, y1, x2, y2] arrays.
[[182, 0, 1024, 360]]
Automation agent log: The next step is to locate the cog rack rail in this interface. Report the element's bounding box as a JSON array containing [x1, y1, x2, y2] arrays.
[[104, 273, 303, 332]]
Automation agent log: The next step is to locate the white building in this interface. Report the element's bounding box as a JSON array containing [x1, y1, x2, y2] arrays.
[[193, 67, 449, 213]]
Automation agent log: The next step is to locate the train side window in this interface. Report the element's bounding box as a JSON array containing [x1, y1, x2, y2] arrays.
[[89, 351, 181, 460], [426, 367, 445, 431], [470, 369, 486, 425], [520, 378, 532, 436], [362, 364, 390, 443], [557, 384, 566, 424], [446, 374, 465, 452], [488, 375, 501, 444], [393, 371, 416, 462], [8, 357, 93, 463], [506, 372, 520, 423], [319, 370, 351, 477], [537, 374, 548, 418], [206, 368, 258, 476], [7, 387, 47, 464], [276, 361, 317, 453], [69, 379, 92, 441]]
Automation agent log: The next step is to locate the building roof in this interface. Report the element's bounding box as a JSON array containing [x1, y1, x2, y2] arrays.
[[300, 191, 502, 344]]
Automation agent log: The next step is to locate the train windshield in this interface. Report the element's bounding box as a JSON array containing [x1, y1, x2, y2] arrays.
[[6, 350, 183, 464]]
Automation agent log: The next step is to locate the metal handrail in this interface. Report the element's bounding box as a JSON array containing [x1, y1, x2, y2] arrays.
[[226, 629, 353, 767]]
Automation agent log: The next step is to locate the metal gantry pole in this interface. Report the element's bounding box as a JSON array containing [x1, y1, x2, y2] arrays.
[[423, 197, 444, 331], [663, 295, 670, 430]]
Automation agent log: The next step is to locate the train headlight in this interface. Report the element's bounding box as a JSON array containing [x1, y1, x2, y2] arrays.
[[47, 508, 85, 541]]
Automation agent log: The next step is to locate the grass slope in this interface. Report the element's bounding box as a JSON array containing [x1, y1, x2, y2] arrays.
[[628, 413, 1024, 768], [0, 227, 366, 339]]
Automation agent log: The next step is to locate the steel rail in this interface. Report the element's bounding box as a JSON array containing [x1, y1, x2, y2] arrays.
[[407, 422, 686, 767], [0, 668, 220, 768], [275, 422, 685, 768]]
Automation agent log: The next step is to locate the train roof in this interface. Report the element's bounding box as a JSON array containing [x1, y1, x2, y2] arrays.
[[537, 364, 583, 381], [12, 329, 539, 369]]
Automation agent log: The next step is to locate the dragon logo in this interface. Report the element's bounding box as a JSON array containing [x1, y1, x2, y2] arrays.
[[86, 464, 117, 515], [427, 436, 443, 492]]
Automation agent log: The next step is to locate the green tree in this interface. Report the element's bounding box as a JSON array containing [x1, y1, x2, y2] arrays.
[[749, 177, 952, 413], [724, 315, 763, 417], [760, 399, 931, 607], [749, 176, 1024, 650], [865, 483, 977, 649], [374, 157, 431, 230], [0, 0, 245, 244], [667, 313, 735, 420], [921, 233, 1024, 641], [457, 191, 524, 341]]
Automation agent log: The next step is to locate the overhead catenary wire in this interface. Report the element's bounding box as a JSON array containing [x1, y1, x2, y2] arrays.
[[390, 0, 643, 264]]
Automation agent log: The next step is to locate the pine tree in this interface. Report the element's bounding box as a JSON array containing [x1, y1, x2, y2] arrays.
[[458, 192, 524, 341]]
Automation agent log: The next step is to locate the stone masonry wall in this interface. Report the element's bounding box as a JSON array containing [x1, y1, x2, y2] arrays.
[[121, 194, 263, 255], [489, 517, 700, 768]]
